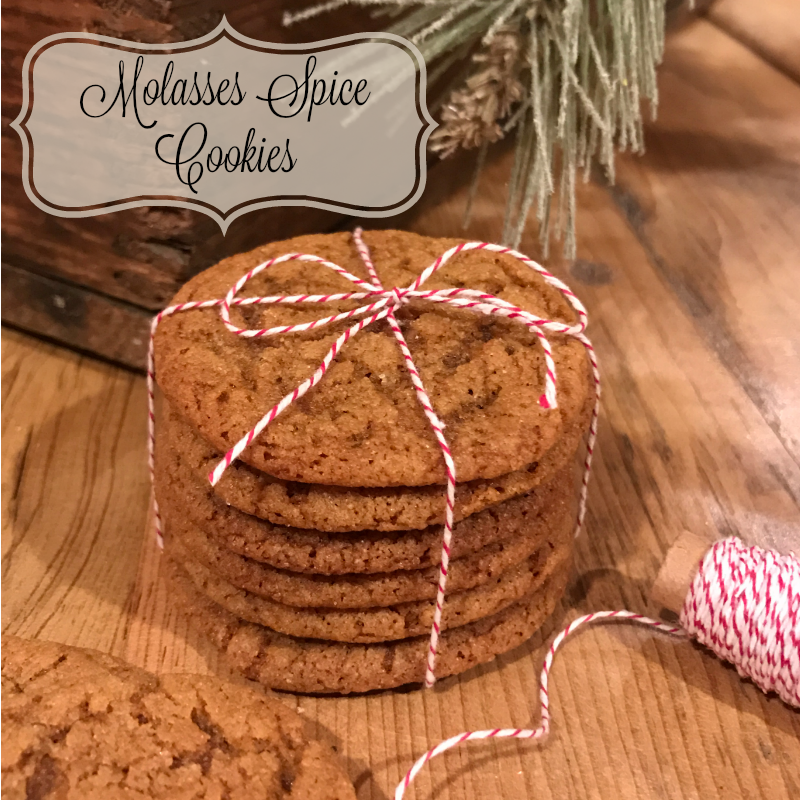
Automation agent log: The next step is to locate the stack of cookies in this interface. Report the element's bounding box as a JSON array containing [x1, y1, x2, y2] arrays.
[[153, 230, 594, 694]]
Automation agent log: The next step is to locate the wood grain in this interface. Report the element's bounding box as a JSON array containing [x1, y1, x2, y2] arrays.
[[3, 16, 799, 800], [708, 0, 800, 83], [1, 329, 149, 651], [1, 262, 152, 367]]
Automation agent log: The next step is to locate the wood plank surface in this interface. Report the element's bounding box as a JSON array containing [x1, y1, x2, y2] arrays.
[[708, 0, 800, 83], [3, 16, 799, 800]]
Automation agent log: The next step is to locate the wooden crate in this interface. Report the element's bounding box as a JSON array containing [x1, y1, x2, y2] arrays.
[[1, 1, 371, 368]]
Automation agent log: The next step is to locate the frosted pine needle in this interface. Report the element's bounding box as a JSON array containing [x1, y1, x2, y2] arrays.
[[286, 0, 667, 258]]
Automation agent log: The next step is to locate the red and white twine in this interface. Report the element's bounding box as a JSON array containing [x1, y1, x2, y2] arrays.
[[395, 536, 799, 799], [147, 228, 600, 687], [146, 230, 799, 797], [681, 537, 799, 708]]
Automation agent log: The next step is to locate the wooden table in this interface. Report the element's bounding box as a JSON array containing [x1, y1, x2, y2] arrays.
[[3, 10, 799, 799]]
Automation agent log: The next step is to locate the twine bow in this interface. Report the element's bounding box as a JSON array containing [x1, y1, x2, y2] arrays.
[[147, 228, 601, 687]]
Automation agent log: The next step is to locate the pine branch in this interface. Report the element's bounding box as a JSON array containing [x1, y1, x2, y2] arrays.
[[288, 0, 667, 258]]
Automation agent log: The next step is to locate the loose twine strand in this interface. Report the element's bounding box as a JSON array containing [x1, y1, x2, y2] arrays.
[[395, 536, 799, 799], [147, 228, 601, 687]]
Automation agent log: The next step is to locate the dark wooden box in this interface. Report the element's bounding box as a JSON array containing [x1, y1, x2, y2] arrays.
[[1, 1, 371, 368]]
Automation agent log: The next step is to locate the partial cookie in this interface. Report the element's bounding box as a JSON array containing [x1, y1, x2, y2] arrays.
[[166, 556, 572, 694], [154, 230, 591, 487], [164, 393, 591, 532], [167, 534, 569, 643], [1, 636, 355, 799], [156, 428, 576, 577], [160, 487, 574, 608]]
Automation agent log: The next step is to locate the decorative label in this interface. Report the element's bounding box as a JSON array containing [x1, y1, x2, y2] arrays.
[[12, 18, 436, 231]]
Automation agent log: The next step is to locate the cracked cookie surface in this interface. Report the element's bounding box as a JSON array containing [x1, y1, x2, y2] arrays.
[[1, 636, 355, 799], [162, 395, 591, 532], [154, 230, 591, 487]]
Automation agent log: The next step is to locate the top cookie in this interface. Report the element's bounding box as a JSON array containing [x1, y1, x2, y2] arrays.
[[1, 636, 355, 800], [155, 230, 590, 487]]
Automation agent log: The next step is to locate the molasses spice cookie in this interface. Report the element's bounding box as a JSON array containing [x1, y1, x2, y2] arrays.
[[166, 537, 569, 643], [163, 396, 592, 532], [1, 636, 355, 800], [155, 423, 576, 578], [167, 556, 572, 694], [159, 493, 573, 608], [154, 230, 591, 487]]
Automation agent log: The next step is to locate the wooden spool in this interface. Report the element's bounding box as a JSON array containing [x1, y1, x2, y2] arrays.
[[651, 530, 713, 615]]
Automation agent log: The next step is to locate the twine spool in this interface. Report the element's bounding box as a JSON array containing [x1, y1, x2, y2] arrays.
[[395, 534, 799, 799]]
